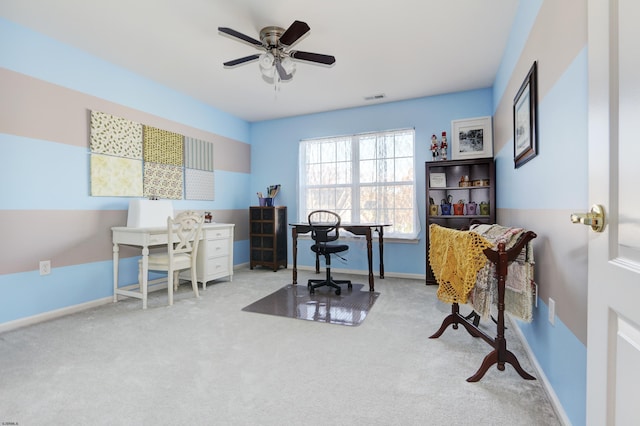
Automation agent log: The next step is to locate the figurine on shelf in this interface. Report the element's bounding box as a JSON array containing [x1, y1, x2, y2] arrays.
[[430, 134, 439, 160], [440, 131, 448, 160]]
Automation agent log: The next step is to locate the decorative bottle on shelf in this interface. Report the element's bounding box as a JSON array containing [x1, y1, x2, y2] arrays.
[[440, 131, 448, 160]]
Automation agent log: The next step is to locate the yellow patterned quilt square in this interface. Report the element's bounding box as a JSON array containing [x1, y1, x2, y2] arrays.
[[90, 154, 143, 197], [144, 162, 183, 200], [90, 111, 143, 159], [143, 126, 184, 165]]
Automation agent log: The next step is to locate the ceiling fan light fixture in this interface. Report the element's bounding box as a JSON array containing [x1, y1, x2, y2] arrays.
[[260, 65, 275, 79], [259, 52, 275, 70], [281, 57, 296, 76]]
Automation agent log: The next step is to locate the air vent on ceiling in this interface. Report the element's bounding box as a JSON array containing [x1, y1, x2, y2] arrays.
[[364, 93, 386, 101]]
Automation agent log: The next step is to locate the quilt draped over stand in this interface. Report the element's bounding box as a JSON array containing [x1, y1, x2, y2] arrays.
[[429, 223, 536, 322], [428, 224, 492, 304], [468, 224, 536, 322]]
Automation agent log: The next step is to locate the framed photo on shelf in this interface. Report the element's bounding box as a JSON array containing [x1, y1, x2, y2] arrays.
[[429, 172, 447, 188], [451, 116, 493, 160], [513, 61, 538, 168]]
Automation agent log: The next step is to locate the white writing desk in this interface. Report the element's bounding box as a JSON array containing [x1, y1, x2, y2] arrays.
[[112, 223, 234, 309]]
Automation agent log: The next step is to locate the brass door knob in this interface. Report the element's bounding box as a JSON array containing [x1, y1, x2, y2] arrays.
[[571, 204, 605, 232]]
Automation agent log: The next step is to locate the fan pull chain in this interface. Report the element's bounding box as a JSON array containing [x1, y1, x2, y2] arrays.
[[273, 76, 281, 99]]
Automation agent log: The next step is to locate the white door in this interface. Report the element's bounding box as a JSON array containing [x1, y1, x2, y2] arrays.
[[587, 0, 640, 424]]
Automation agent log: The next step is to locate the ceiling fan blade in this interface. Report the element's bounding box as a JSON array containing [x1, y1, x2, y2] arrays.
[[218, 27, 263, 47], [279, 20, 310, 47], [289, 50, 336, 66], [223, 54, 261, 67], [275, 60, 293, 81]]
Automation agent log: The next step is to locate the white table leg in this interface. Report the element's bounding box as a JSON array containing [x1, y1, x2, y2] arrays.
[[141, 246, 149, 309], [112, 243, 119, 303]]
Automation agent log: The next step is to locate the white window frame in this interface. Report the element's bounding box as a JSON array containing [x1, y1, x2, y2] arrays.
[[298, 128, 420, 239]]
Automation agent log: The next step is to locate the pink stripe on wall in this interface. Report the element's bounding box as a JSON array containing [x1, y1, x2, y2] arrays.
[[0, 209, 248, 275], [492, 0, 587, 154], [0, 68, 250, 174]]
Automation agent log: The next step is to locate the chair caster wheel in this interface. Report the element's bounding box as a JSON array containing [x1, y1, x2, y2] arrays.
[[335, 288, 341, 296], [348, 283, 353, 290], [310, 288, 315, 295]]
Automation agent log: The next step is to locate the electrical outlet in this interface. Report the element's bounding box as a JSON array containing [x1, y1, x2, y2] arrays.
[[548, 297, 555, 325], [39, 260, 51, 276]]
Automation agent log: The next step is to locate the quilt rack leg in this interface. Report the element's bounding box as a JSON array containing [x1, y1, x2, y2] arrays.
[[466, 239, 537, 382], [429, 303, 483, 339], [466, 340, 536, 382]]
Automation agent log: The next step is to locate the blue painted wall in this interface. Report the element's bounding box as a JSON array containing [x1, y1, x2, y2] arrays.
[[492, 1, 588, 424], [0, 18, 251, 324], [250, 91, 494, 274]]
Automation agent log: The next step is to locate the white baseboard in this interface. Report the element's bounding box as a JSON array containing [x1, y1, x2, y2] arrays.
[[510, 317, 572, 426], [0, 297, 113, 334]]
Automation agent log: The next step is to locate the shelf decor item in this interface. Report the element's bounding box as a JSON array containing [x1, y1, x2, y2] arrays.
[[513, 61, 538, 168], [429, 172, 447, 188], [429, 197, 439, 216], [441, 195, 453, 215], [451, 116, 493, 160], [467, 201, 477, 215], [480, 201, 490, 216], [453, 200, 465, 216], [472, 179, 490, 187], [440, 131, 448, 160], [459, 175, 471, 187], [430, 134, 440, 161]]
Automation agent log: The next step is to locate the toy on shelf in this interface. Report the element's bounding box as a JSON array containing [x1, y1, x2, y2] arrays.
[[431, 134, 439, 161], [440, 131, 448, 161]]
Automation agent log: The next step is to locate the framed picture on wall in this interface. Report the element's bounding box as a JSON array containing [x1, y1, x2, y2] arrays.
[[451, 116, 493, 160], [513, 61, 538, 168]]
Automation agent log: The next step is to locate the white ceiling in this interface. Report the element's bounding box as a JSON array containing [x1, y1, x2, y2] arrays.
[[1, 0, 518, 122]]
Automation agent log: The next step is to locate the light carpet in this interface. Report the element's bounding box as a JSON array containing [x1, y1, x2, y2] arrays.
[[0, 268, 562, 425]]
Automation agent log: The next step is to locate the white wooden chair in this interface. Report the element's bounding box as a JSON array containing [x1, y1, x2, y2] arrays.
[[138, 210, 204, 307]]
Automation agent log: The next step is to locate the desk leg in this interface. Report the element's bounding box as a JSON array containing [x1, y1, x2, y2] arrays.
[[292, 228, 298, 285], [378, 226, 385, 279], [141, 246, 149, 310], [112, 243, 119, 303], [366, 229, 374, 291]]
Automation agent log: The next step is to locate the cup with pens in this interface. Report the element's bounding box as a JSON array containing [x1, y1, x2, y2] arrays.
[[257, 184, 280, 207]]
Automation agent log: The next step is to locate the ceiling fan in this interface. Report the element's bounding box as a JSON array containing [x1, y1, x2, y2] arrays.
[[218, 20, 336, 83]]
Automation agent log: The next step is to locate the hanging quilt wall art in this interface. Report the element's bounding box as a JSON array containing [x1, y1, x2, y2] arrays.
[[88, 110, 215, 200]]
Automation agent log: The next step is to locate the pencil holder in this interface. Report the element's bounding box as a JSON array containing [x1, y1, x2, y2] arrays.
[[259, 198, 273, 207], [479, 201, 490, 215], [466, 202, 477, 215]]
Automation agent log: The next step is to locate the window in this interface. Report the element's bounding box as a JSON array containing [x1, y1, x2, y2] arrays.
[[298, 128, 420, 239]]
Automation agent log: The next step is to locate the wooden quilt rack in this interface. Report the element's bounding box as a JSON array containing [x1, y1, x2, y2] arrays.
[[429, 230, 537, 382]]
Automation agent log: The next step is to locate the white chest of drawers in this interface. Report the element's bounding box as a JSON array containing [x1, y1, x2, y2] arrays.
[[188, 223, 235, 289]]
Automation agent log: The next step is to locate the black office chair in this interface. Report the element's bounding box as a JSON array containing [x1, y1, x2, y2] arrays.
[[307, 210, 352, 296]]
